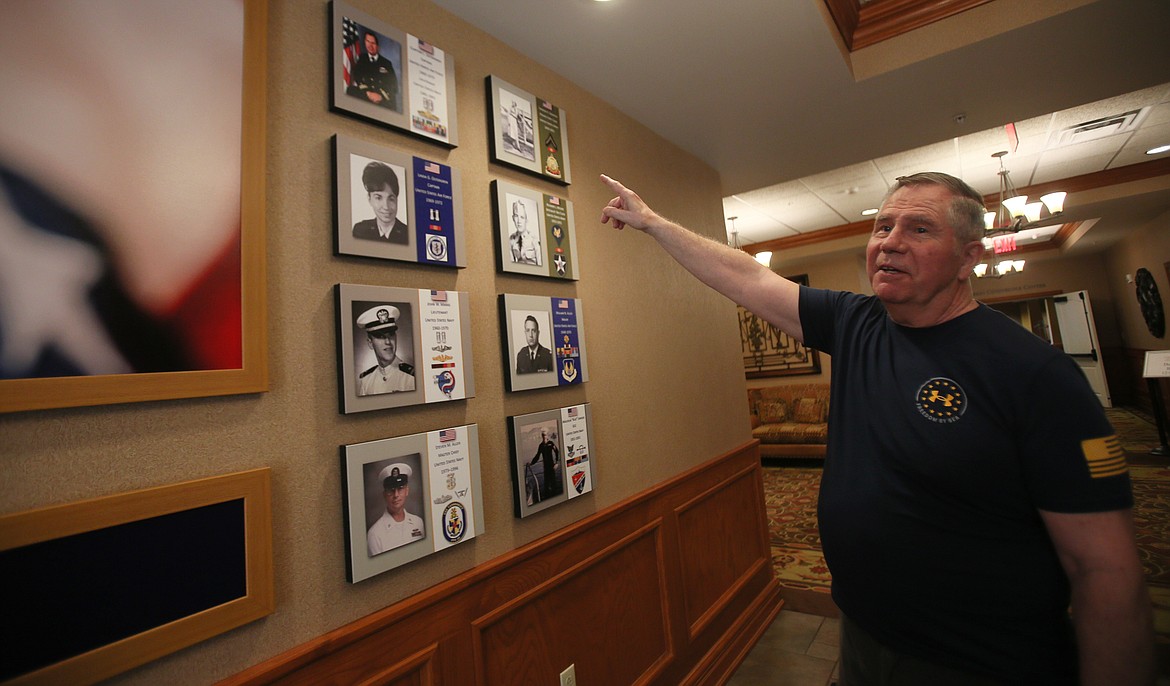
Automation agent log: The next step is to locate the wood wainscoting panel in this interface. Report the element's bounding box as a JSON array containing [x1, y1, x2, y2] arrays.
[[220, 442, 779, 686], [675, 465, 770, 640], [473, 522, 671, 686], [354, 643, 437, 686]]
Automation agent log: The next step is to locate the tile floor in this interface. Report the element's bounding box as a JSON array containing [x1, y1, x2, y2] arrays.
[[729, 606, 1170, 685], [728, 610, 840, 686]]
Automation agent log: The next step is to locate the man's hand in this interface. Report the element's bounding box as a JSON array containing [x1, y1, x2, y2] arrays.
[[599, 174, 658, 232]]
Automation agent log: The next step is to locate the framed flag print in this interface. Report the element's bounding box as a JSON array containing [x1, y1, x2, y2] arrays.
[[0, 0, 268, 412]]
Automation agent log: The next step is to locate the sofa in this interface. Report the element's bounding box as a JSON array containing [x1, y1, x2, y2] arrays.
[[747, 383, 830, 458]]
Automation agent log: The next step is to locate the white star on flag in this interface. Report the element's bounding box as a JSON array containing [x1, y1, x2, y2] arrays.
[[0, 190, 130, 375]]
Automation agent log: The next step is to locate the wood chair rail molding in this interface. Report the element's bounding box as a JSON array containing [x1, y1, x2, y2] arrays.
[[219, 442, 781, 686]]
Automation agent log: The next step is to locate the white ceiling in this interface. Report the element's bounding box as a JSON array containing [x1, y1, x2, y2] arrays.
[[726, 83, 1170, 246], [431, 0, 1170, 253]]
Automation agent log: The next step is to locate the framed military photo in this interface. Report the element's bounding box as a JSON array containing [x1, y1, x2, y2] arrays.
[[331, 1, 457, 146], [341, 424, 483, 583], [335, 284, 475, 414], [333, 135, 464, 267], [486, 75, 571, 184], [499, 294, 588, 392], [491, 180, 579, 280], [508, 404, 594, 518]]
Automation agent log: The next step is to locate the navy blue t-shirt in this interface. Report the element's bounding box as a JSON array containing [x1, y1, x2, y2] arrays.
[[799, 287, 1132, 682]]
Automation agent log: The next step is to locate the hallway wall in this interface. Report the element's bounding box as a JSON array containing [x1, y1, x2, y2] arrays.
[[0, 2, 751, 683]]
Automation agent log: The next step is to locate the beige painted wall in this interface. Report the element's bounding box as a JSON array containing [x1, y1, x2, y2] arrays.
[[0, 2, 750, 683], [1105, 208, 1170, 352]]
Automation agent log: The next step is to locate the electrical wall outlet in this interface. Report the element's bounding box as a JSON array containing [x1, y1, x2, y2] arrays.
[[559, 663, 577, 686]]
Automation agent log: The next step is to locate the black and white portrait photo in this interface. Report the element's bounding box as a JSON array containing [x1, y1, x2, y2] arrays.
[[498, 88, 534, 161], [352, 300, 415, 397], [513, 310, 553, 375], [349, 154, 409, 245], [518, 419, 562, 507], [505, 193, 541, 267]]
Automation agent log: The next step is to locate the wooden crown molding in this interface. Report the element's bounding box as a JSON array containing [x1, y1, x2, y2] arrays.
[[822, 0, 991, 51]]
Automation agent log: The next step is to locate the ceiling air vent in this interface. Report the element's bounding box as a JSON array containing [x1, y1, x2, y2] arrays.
[[1049, 107, 1150, 148]]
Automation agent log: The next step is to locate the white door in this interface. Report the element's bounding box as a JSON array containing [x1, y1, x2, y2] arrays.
[[1052, 290, 1112, 407]]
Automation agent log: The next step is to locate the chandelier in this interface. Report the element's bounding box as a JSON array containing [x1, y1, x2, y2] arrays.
[[984, 151, 1067, 234], [973, 258, 1025, 278], [975, 151, 1068, 278], [727, 216, 772, 266]]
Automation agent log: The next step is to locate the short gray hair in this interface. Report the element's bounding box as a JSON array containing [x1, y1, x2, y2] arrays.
[[882, 172, 986, 245]]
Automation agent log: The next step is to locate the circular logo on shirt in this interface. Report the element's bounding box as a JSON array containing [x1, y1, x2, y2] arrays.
[[915, 377, 966, 423], [442, 501, 466, 543]]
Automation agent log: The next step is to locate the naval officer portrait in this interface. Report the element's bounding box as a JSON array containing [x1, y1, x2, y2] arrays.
[[355, 303, 415, 396], [366, 462, 424, 556], [515, 314, 553, 374]]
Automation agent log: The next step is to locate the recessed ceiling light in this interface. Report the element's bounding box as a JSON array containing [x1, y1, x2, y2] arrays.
[[1146, 144, 1170, 155], [861, 208, 878, 216]]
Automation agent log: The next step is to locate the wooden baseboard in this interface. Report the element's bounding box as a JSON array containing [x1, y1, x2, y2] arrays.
[[759, 444, 826, 458], [220, 441, 780, 686]]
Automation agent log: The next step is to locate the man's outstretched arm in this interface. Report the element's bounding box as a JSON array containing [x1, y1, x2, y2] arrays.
[[599, 174, 804, 339]]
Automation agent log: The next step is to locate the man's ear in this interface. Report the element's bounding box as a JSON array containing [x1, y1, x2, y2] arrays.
[[958, 240, 985, 281]]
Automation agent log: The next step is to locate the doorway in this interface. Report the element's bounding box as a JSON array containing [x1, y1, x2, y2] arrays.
[[986, 290, 1113, 407]]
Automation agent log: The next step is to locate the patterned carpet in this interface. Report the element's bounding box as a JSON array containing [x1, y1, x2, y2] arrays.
[[762, 465, 833, 615], [763, 407, 1170, 620]]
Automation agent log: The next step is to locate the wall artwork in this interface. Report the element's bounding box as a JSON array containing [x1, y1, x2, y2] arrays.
[[331, 1, 457, 146], [486, 75, 571, 184], [1135, 267, 1165, 338], [0, 469, 273, 685], [740, 274, 822, 378], [333, 135, 464, 267], [499, 294, 588, 392], [341, 424, 483, 583], [335, 284, 475, 414], [491, 180, 579, 280], [508, 404, 594, 518], [0, 0, 268, 412]]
